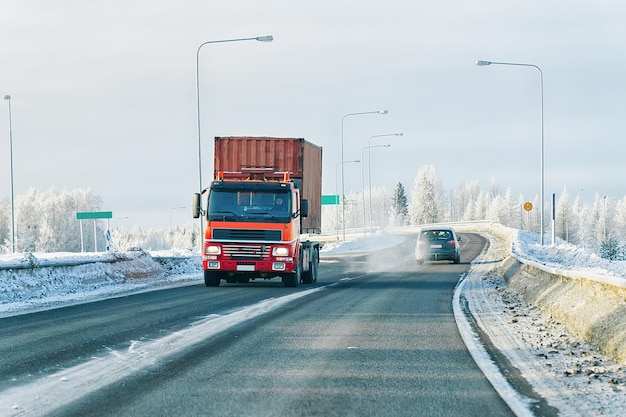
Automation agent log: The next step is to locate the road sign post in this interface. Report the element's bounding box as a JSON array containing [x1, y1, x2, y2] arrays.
[[321, 195, 340, 205], [76, 211, 113, 252], [523, 202, 533, 233]]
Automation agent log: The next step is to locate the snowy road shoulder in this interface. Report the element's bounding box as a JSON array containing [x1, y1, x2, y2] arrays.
[[456, 233, 626, 416]]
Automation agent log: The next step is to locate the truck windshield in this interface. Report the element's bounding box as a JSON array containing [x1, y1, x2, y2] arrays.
[[207, 189, 292, 223]]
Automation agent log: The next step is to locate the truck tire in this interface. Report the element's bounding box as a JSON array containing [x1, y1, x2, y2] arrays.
[[301, 248, 318, 284], [204, 270, 221, 287], [283, 259, 301, 288]]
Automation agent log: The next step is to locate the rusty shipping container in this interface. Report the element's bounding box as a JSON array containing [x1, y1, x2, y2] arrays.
[[213, 136, 323, 234]]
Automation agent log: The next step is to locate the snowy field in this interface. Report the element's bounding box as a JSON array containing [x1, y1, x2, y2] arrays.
[[1, 225, 625, 415]]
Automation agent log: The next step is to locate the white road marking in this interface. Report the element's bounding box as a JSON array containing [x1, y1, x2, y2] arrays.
[[1, 286, 326, 417]]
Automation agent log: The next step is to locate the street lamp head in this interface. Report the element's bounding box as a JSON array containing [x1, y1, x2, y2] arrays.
[[395, 133, 403, 137], [378, 110, 388, 114], [476, 60, 492, 66], [256, 35, 274, 42], [3, 95, 11, 100]]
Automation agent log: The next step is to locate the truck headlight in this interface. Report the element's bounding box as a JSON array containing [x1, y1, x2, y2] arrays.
[[272, 246, 289, 257], [205, 245, 221, 255]]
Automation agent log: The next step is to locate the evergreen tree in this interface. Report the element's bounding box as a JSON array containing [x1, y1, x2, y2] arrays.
[[390, 182, 409, 226], [600, 236, 622, 260]]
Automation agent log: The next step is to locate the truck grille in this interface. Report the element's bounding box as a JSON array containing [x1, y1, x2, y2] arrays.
[[223, 244, 271, 260], [213, 229, 281, 241]]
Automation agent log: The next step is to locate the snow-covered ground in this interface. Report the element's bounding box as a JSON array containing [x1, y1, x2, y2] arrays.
[[1, 226, 625, 416], [456, 226, 626, 416], [0, 248, 203, 316]]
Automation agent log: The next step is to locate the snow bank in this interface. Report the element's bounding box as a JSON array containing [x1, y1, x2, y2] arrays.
[[460, 231, 626, 415], [0, 249, 201, 316], [474, 224, 626, 365]]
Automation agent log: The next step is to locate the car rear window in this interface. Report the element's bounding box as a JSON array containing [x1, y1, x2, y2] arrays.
[[421, 230, 453, 241]]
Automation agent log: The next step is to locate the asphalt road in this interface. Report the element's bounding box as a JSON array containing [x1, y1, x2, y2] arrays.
[[0, 233, 516, 417]]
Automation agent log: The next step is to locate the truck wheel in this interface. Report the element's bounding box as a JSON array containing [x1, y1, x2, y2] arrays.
[[283, 260, 301, 288], [204, 271, 221, 287], [301, 249, 318, 284]]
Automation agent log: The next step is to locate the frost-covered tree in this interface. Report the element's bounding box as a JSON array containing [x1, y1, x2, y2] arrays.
[[485, 188, 523, 228], [590, 193, 614, 252], [555, 187, 571, 242], [370, 186, 391, 231], [409, 165, 444, 225], [454, 181, 481, 221], [0, 198, 10, 250], [600, 236, 622, 260], [344, 191, 362, 231], [569, 195, 583, 246], [16, 188, 40, 252], [615, 196, 626, 241], [473, 190, 490, 221], [0, 187, 103, 253], [389, 182, 409, 226]]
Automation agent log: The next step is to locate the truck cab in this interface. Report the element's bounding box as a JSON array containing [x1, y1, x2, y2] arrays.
[[193, 171, 317, 287]]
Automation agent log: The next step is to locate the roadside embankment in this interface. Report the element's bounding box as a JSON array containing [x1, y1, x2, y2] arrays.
[[502, 256, 626, 365], [467, 223, 626, 366], [0, 249, 200, 314]]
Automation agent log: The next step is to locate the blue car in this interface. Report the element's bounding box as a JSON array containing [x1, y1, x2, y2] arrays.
[[415, 226, 461, 264]]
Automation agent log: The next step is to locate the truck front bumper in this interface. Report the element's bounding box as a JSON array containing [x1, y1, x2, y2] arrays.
[[202, 258, 297, 274]]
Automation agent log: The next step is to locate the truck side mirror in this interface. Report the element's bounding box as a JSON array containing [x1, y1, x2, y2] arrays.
[[192, 193, 202, 219], [300, 199, 309, 218]]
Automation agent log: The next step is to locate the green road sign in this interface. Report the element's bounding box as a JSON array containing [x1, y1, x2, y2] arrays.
[[321, 195, 340, 205], [76, 211, 113, 220]]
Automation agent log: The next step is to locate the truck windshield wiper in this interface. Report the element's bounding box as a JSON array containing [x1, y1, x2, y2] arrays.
[[208, 211, 240, 221], [245, 211, 274, 219]]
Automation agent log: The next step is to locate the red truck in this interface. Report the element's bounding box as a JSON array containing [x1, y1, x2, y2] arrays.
[[192, 137, 322, 287]]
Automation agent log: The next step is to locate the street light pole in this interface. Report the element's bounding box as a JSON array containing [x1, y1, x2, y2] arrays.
[[195, 35, 273, 247], [3, 95, 15, 253], [361, 144, 390, 236], [340, 110, 387, 241], [476, 60, 545, 244], [368, 133, 403, 233]]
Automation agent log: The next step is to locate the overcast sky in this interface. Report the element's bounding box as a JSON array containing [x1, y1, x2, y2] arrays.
[[1, 1, 625, 229]]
